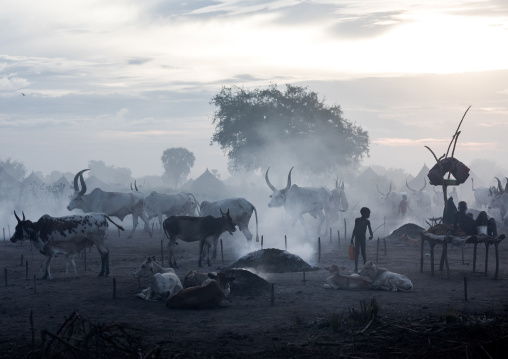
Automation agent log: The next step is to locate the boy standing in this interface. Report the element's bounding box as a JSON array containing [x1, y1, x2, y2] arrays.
[[350, 207, 373, 273]]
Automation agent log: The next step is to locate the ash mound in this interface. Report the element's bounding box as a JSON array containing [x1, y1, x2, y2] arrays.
[[227, 248, 320, 273], [221, 268, 271, 297], [383, 223, 425, 241]]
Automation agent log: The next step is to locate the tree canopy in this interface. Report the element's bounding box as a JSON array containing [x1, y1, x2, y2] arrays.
[[161, 147, 195, 188], [0, 157, 26, 181], [88, 160, 132, 185], [210, 84, 369, 174]]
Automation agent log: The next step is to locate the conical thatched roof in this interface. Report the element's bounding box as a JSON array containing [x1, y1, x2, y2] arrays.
[[191, 169, 226, 199], [407, 164, 430, 190], [22, 171, 44, 187]]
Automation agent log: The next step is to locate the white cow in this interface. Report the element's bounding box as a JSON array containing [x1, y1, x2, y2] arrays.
[[406, 178, 432, 213], [265, 167, 334, 235], [377, 183, 407, 214], [323, 265, 372, 290], [471, 178, 499, 210], [359, 261, 413, 292], [133, 256, 183, 301]]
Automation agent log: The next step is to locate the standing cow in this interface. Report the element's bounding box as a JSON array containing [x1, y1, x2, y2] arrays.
[[67, 169, 152, 238], [377, 183, 407, 214], [10, 211, 124, 279], [163, 210, 236, 268], [144, 191, 199, 230], [200, 197, 259, 257], [265, 167, 334, 235], [406, 178, 432, 213]]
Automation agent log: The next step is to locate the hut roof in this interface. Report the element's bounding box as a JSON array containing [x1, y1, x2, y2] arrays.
[[191, 169, 226, 196], [22, 171, 44, 187]]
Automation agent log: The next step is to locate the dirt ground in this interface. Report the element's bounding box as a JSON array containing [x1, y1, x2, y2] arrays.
[[1, 222, 508, 358]]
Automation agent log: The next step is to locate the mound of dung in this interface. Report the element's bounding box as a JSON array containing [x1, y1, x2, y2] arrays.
[[227, 248, 320, 273], [383, 223, 425, 241], [221, 268, 271, 297]]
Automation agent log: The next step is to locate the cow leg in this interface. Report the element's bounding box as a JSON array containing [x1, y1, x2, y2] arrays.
[[96, 245, 110, 276], [42, 256, 54, 280], [70, 255, 78, 278], [127, 216, 139, 239], [239, 225, 253, 246], [211, 237, 218, 259], [169, 239, 178, 268], [198, 240, 205, 267], [140, 212, 153, 238]]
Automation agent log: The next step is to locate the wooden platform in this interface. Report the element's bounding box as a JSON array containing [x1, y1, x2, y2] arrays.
[[420, 231, 505, 279]]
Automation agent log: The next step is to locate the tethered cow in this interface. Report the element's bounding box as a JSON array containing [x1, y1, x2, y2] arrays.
[[10, 211, 124, 279], [265, 167, 334, 235], [163, 210, 236, 268], [200, 197, 259, 257], [67, 169, 152, 238]]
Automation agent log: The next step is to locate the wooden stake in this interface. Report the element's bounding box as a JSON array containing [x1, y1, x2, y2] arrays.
[[2, 228, 5, 241], [464, 276, 468, 301], [285, 235, 287, 250], [329, 227, 332, 243], [161, 240, 164, 265], [261, 235, 263, 249], [221, 239, 224, 265], [344, 219, 347, 241], [318, 237, 321, 263], [20, 254, 24, 266], [337, 230, 341, 246]]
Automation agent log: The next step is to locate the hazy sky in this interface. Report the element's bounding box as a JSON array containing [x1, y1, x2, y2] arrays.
[[1, 0, 507, 180]]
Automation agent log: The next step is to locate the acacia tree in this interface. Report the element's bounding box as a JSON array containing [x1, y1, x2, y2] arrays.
[[161, 147, 195, 188], [210, 84, 369, 174], [0, 158, 26, 181]]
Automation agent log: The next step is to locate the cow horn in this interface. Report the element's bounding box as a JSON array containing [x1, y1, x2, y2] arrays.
[[78, 169, 89, 196], [406, 179, 416, 193], [134, 180, 138, 191], [387, 183, 392, 196], [504, 177, 508, 193], [495, 177, 503, 194], [265, 167, 276, 191], [14, 211, 21, 222], [130, 183, 133, 191], [335, 176, 339, 189], [420, 178, 427, 191], [341, 180, 344, 190], [282, 167, 294, 194], [73, 169, 90, 195], [376, 184, 385, 196]]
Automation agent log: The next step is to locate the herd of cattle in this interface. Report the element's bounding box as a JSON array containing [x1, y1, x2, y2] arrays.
[[8, 168, 508, 290]]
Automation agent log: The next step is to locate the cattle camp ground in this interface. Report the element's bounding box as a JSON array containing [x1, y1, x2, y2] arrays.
[[1, 217, 507, 358]]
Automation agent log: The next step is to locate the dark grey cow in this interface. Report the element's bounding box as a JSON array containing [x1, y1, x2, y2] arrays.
[[163, 210, 236, 268], [10, 211, 124, 279], [67, 169, 152, 238]]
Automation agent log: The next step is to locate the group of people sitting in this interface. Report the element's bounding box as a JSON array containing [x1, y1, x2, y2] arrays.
[[444, 199, 497, 237]]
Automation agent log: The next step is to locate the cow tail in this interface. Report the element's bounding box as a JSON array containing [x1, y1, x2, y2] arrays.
[[252, 205, 259, 243], [105, 215, 125, 231]]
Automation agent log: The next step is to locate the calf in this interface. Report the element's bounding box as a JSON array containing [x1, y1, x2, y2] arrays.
[[163, 210, 236, 268], [10, 211, 124, 279], [166, 272, 235, 309], [323, 265, 372, 290], [40, 239, 94, 279], [133, 256, 182, 301], [359, 261, 413, 292]]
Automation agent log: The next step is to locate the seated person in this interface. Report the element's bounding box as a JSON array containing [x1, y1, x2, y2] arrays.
[[451, 201, 497, 237]]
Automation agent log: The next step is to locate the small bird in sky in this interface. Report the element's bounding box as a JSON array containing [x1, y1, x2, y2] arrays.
[[21, 93, 25, 96]]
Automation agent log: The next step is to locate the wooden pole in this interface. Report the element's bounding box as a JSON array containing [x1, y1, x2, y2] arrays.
[[318, 237, 321, 263], [337, 230, 340, 246], [344, 219, 347, 241], [464, 276, 468, 301], [221, 239, 224, 265], [261, 235, 263, 250], [3, 228, 5, 241], [376, 237, 380, 263], [161, 240, 164, 265], [329, 227, 332, 243], [284, 235, 287, 250]]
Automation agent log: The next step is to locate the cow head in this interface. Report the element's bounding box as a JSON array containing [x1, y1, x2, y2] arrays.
[[10, 211, 34, 243], [133, 256, 157, 278], [208, 272, 235, 296], [220, 209, 236, 235], [265, 167, 293, 208], [406, 178, 426, 205], [67, 169, 90, 211], [331, 177, 348, 213], [358, 261, 377, 280]]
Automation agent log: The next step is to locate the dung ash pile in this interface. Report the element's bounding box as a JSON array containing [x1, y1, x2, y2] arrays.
[[221, 268, 271, 297], [227, 248, 320, 273], [383, 223, 425, 241]]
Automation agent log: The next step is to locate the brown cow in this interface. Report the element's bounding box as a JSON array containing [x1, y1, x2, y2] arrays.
[[166, 272, 235, 309], [323, 264, 372, 290]]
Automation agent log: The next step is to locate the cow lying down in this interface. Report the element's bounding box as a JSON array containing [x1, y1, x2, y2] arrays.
[[323, 265, 372, 290], [166, 272, 235, 309], [133, 256, 182, 301], [359, 261, 413, 292]]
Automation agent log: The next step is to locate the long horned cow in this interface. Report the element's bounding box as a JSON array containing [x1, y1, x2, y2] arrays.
[[265, 167, 334, 235], [67, 169, 152, 239], [405, 178, 432, 212], [377, 183, 407, 213]]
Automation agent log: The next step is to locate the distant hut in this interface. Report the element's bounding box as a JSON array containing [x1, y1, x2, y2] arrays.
[[22, 171, 44, 188], [0, 166, 22, 201], [191, 169, 226, 201], [85, 175, 114, 191], [407, 164, 430, 190]]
